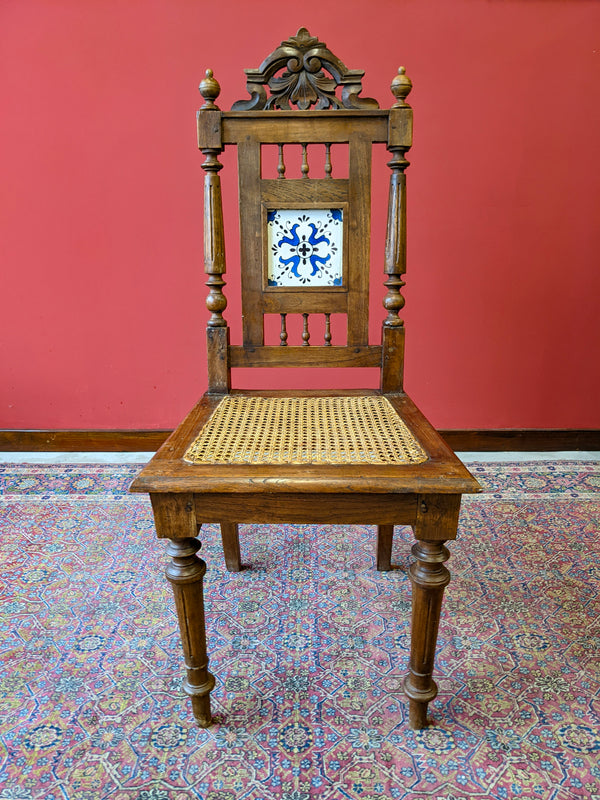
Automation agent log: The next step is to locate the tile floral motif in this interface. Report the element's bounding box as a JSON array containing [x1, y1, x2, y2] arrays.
[[267, 208, 343, 286]]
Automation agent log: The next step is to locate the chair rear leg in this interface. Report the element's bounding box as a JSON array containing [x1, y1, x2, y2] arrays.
[[376, 524, 394, 571], [220, 522, 241, 572]]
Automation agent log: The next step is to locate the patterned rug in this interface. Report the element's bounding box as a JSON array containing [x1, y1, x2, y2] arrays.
[[0, 460, 599, 800]]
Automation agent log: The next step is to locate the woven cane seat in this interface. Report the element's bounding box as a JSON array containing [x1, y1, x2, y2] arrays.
[[184, 396, 427, 466]]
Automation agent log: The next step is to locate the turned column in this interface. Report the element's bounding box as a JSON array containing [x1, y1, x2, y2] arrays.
[[151, 493, 215, 727], [165, 537, 215, 727], [404, 494, 461, 728], [198, 69, 230, 393], [404, 539, 450, 728], [381, 67, 413, 394]]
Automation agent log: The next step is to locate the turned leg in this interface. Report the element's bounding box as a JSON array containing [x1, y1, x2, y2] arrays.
[[220, 522, 241, 572], [165, 537, 215, 727], [376, 524, 394, 571], [404, 539, 450, 728]]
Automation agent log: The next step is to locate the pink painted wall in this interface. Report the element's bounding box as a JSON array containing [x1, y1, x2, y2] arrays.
[[2, 1, 599, 430]]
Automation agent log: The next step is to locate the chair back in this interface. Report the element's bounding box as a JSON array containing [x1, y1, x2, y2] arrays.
[[197, 28, 413, 394]]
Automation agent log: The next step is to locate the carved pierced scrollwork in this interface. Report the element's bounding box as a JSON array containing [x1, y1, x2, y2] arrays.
[[232, 28, 379, 111]]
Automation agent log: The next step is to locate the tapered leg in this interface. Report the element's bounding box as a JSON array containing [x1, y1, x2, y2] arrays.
[[403, 539, 450, 728], [220, 522, 241, 572], [376, 524, 394, 571], [165, 537, 215, 727]]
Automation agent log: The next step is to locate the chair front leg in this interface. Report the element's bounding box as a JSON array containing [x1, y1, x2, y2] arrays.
[[151, 494, 215, 726], [403, 539, 450, 728], [404, 493, 460, 728], [165, 537, 215, 727]]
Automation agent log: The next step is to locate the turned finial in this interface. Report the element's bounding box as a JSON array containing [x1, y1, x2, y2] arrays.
[[391, 66, 412, 108], [199, 69, 221, 109]]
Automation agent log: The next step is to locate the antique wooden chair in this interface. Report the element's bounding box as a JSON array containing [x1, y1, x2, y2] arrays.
[[130, 28, 480, 730]]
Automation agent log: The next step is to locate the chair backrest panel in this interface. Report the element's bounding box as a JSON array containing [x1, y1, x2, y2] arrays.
[[228, 117, 382, 350], [197, 29, 413, 393]]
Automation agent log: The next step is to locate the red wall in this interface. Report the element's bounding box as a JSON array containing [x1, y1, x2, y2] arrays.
[[2, 1, 600, 430]]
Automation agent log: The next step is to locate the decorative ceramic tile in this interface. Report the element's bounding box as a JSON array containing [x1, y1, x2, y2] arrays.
[[267, 208, 343, 287]]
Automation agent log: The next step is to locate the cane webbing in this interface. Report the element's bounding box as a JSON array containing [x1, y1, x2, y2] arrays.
[[184, 396, 427, 465]]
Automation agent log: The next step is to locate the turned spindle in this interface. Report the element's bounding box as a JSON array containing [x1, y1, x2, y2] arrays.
[[404, 538, 450, 729], [280, 313, 288, 346], [301, 144, 309, 178], [199, 70, 227, 329], [165, 537, 215, 727], [302, 313, 310, 345], [277, 144, 286, 179], [324, 313, 332, 346], [383, 66, 413, 328], [324, 144, 332, 178]]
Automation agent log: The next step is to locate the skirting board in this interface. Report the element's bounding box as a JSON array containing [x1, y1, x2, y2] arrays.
[[0, 429, 599, 452]]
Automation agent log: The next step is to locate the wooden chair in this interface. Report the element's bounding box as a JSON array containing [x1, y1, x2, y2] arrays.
[[130, 28, 480, 730]]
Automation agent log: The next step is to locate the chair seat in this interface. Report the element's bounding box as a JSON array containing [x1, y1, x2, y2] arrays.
[[130, 392, 480, 499], [183, 395, 427, 466]]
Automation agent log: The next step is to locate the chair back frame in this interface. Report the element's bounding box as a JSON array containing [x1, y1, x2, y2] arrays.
[[196, 28, 413, 395]]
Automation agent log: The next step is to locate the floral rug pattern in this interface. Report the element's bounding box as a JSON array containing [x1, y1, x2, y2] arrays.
[[0, 461, 599, 799]]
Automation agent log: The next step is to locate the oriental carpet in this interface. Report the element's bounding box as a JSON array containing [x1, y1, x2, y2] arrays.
[[0, 460, 598, 800]]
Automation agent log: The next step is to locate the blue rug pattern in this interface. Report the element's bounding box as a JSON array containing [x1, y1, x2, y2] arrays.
[[0, 461, 599, 799]]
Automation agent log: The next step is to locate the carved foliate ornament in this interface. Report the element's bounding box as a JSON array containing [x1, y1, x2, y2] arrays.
[[232, 27, 379, 111]]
